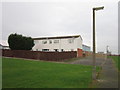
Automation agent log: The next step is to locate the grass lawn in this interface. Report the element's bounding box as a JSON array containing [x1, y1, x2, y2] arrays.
[[2, 57, 100, 88], [109, 56, 120, 71]]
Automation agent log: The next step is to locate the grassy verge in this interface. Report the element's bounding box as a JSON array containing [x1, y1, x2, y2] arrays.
[[108, 56, 120, 71], [2, 57, 100, 88]]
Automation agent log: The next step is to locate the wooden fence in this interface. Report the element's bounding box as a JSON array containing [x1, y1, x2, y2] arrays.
[[2, 49, 77, 61]]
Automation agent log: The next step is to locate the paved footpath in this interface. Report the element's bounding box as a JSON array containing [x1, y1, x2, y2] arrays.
[[96, 58, 118, 88], [67, 57, 118, 88], [68, 56, 105, 66]]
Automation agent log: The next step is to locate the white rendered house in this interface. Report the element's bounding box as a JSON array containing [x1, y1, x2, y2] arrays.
[[32, 35, 82, 52]]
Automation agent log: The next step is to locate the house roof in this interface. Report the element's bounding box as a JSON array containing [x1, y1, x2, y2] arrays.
[[33, 35, 82, 40]]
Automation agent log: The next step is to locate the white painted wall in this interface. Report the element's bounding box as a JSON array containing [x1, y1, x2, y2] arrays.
[[32, 37, 82, 52]]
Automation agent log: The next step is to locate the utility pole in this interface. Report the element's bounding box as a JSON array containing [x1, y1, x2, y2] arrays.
[[106, 45, 109, 54]]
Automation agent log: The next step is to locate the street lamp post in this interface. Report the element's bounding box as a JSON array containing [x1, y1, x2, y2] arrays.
[[92, 6, 104, 80]]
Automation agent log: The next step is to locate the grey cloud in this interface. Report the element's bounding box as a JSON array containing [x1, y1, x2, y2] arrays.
[[1, 1, 118, 54]]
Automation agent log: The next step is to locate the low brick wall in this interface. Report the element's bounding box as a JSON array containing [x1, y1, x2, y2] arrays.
[[84, 51, 106, 58], [96, 53, 106, 58], [84, 51, 92, 56], [2, 49, 77, 61]]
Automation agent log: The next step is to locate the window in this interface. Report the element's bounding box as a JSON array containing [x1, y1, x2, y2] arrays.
[[49, 40, 52, 44], [54, 49, 58, 52], [68, 38, 74, 43], [61, 49, 64, 52], [42, 41, 47, 44], [71, 49, 74, 51], [42, 49, 49, 52], [54, 40, 59, 44], [36, 49, 38, 51]]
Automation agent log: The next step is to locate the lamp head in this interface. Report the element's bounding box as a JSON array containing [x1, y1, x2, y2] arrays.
[[93, 6, 104, 11]]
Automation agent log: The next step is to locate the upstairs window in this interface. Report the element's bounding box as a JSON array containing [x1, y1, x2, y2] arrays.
[[68, 38, 74, 43], [54, 40, 59, 44], [42, 41, 47, 44], [49, 40, 52, 44]]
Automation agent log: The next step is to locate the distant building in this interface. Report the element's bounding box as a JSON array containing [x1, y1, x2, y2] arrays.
[[0, 44, 9, 49], [82, 44, 91, 51], [32, 35, 83, 52]]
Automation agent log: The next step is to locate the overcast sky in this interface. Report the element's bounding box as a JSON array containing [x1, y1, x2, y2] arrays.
[[0, 0, 119, 54]]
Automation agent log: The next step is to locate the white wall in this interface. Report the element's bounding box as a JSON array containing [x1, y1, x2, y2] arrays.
[[32, 37, 82, 51]]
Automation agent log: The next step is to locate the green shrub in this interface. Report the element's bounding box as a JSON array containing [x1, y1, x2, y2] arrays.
[[8, 33, 34, 50]]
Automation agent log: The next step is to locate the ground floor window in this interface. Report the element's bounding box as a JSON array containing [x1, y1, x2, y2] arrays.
[[42, 49, 49, 52], [71, 49, 74, 51], [54, 49, 59, 52], [36, 49, 38, 51], [61, 49, 64, 52]]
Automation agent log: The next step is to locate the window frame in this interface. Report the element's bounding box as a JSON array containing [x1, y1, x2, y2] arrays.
[[54, 40, 59, 44], [42, 40, 47, 44]]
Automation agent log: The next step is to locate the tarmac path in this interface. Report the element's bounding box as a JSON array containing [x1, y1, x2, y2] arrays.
[[68, 56, 106, 66], [67, 56, 118, 88], [96, 58, 118, 88]]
